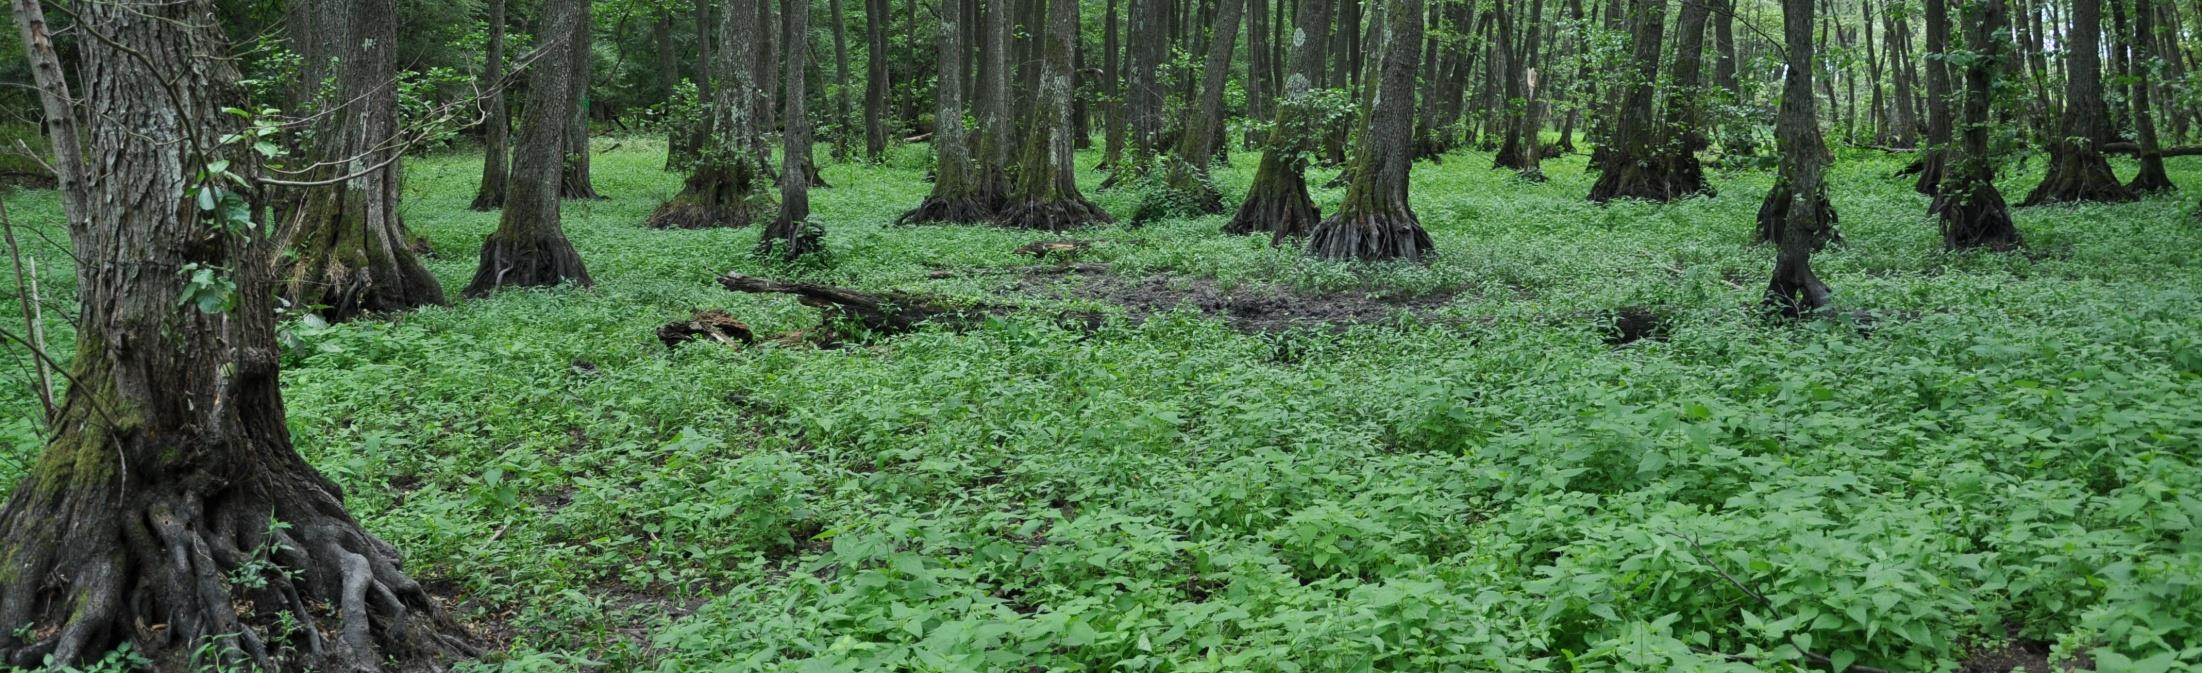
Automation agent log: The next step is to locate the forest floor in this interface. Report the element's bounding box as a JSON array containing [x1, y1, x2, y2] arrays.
[[3, 139, 2200, 672]]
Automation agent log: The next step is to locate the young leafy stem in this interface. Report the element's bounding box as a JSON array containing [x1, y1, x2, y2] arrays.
[[1666, 531, 1897, 673]]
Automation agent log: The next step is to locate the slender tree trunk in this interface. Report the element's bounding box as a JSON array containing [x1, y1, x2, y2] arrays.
[[761, 0, 825, 258], [974, 0, 1017, 206], [830, 0, 857, 161], [1002, 0, 1115, 230], [1225, 0, 1334, 240], [1246, 0, 1273, 149], [1915, 0, 1956, 194], [473, 0, 596, 293], [283, 0, 445, 321], [1937, 0, 2022, 249], [473, 0, 512, 209], [1491, 0, 1542, 176], [761, 0, 782, 131], [1587, 0, 1680, 202], [677, 0, 720, 169], [2023, 0, 2138, 204], [1109, 0, 1173, 186], [1864, 0, 1888, 142], [559, 8, 603, 200], [1150, 0, 1248, 218], [648, 0, 779, 229], [865, 0, 891, 159], [0, 2, 478, 667], [2127, 0, 2177, 191], [1104, 0, 1127, 166], [1765, 0, 1835, 316], [1307, 0, 1434, 262], [901, 0, 990, 223], [1654, 0, 1713, 189]]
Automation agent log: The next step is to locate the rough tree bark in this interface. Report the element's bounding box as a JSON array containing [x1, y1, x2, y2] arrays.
[[1936, 0, 2022, 249], [2022, 0, 2137, 205], [865, 0, 891, 160], [1107, 0, 1174, 188], [1649, 0, 1713, 195], [1914, 0, 1954, 194], [558, 6, 604, 200], [1001, 0, 1115, 230], [282, 0, 445, 321], [900, 0, 991, 224], [830, 0, 857, 161], [1223, 0, 1334, 241], [759, 0, 826, 259], [1587, 0, 1685, 202], [1306, 0, 1436, 262], [973, 0, 1017, 208], [1103, 0, 1127, 168], [1765, 0, 1835, 317], [2126, 0, 2177, 192], [0, 1, 474, 669], [1491, 0, 1545, 179], [472, 0, 512, 210], [469, 0, 596, 294], [1151, 0, 1249, 217], [646, 0, 778, 230], [669, 0, 717, 170], [1246, 0, 1273, 149]]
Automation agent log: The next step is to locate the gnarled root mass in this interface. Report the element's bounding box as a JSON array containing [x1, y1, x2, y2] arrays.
[[463, 235, 593, 297], [897, 196, 993, 226], [2021, 148, 2137, 206], [1936, 185, 2022, 250], [755, 217, 825, 260], [1753, 179, 1842, 249], [1588, 155, 1714, 203], [1306, 205, 1435, 263], [645, 166, 772, 229], [1000, 199, 1113, 233], [1223, 176, 1321, 244], [2127, 160, 2175, 194], [0, 449, 474, 671]]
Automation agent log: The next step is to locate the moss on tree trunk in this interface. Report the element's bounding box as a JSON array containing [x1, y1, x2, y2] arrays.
[[901, 0, 992, 225], [648, 0, 777, 230], [1935, 0, 2020, 250], [468, 0, 595, 295], [1000, 0, 1113, 231], [1306, 0, 1435, 262]]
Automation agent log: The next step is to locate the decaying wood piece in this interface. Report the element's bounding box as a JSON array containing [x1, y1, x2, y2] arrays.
[[658, 310, 757, 348], [718, 273, 989, 338]]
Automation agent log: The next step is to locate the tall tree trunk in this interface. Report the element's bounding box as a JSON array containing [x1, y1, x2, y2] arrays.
[[1307, 0, 1434, 262], [1246, 0, 1274, 149], [2127, 0, 2177, 191], [472, 0, 596, 293], [1937, 0, 2022, 249], [1650, 0, 1713, 193], [1915, 0, 1956, 194], [1586, 0, 1676, 202], [1887, 7, 1923, 144], [1, 1, 475, 668], [830, 0, 857, 161], [974, 0, 1017, 206], [2023, 0, 2138, 204], [901, 0, 991, 223], [1104, 0, 1127, 166], [559, 7, 603, 200], [647, 0, 779, 229], [672, 0, 720, 170], [1150, 0, 1248, 218], [1864, 0, 1888, 142], [865, 0, 891, 159], [1110, 0, 1173, 186], [283, 0, 445, 321], [760, 0, 782, 131], [761, 0, 825, 258], [472, 0, 512, 209], [1224, 0, 1334, 240], [1765, 0, 1835, 316], [1002, 0, 1115, 230], [1491, 0, 1542, 176]]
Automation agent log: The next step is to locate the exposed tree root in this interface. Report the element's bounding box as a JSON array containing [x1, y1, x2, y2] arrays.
[[468, 190, 504, 212], [2021, 147, 2137, 206], [645, 166, 772, 229], [2126, 160, 2176, 194], [1935, 184, 2022, 250], [1911, 152, 1947, 196], [0, 449, 475, 671], [755, 216, 825, 260], [1588, 154, 1714, 203], [462, 235, 593, 297], [1752, 178, 1841, 249], [897, 196, 994, 225], [1305, 206, 1435, 263], [999, 198, 1113, 232], [1223, 172, 1322, 244]]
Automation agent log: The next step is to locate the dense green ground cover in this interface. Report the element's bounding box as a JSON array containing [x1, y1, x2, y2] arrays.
[[3, 140, 2199, 672]]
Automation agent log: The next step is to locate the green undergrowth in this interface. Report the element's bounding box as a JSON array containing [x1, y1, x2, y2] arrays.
[[2, 138, 2199, 672]]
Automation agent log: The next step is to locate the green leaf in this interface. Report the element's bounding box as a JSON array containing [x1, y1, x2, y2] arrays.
[[1830, 649, 1856, 672]]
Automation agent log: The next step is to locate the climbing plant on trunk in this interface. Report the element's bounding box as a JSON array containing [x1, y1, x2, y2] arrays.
[[468, 0, 597, 294], [1935, 0, 2020, 249], [0, 1, 475, 669], [1307, 0, 1436, 262]]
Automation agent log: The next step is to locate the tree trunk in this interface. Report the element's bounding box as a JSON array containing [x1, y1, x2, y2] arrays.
[[2022, 0, 2137, 205], [2126, 0, 2177, 191], [1586, 0, 1680, 202], [1110, 0, 1172, 187], [865, 0, 891, 159], [1, 1, 475, 669], [830, 0, 857, 161], [974, 0, 1017, 206], [470, 0, 595, 293], [760, 0, 825, 259], [1763, 0, 1835, 316], [1936, 0, 2021, 249], [647, 0, 779, 229], [282, 0, 445, 321], [1915, 0, 1955, 194], [559, 7, 603, 200], [900, 0, 991, 223], [1149, 0, 1248, 218], [1224, 0, 1333, 241], [1491, 0, 1545, 178], [1103, 0, 1127, 167], [1650, 0, 1713, 192], [1245, 0, 1273, 149], [472, 0, 511, 210], [1307, 0, 1434, 262], [1001, 0, 1115, 230]]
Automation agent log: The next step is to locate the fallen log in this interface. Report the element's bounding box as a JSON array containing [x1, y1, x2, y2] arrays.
[[2101, 142, 2202, 157], [717, 272, 988, 338]]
